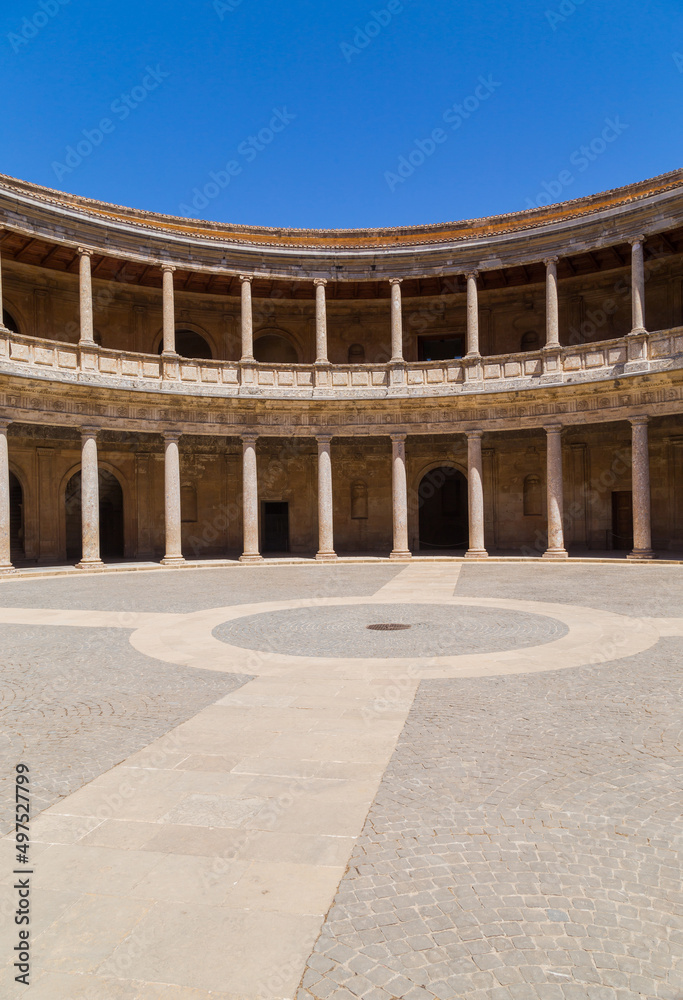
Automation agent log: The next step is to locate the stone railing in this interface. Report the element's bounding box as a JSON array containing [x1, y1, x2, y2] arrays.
[[0, 326, 681, 399]]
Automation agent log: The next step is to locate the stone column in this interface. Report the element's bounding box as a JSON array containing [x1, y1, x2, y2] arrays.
[[630, 238, 646, 334], [465, 271, 480, 358], [76, 427, 104, 569], [389, 278, 404, 362], [465, 430, 488, 558], [0, 420, 13, 571], [240, 434, 262, 562], [316, 435, 336, 560], [0, 240, 5, 326], [543, 424, 568, 559], [161, 432, 185, 565], [390, 433, 411, 559], [628, 416, 655, 559], [545, 257, 560, 348], [240, 275, 254, 362], [78, 248, 95, 346], [161, 264, 177, 356], [314, 279, 328, 364]]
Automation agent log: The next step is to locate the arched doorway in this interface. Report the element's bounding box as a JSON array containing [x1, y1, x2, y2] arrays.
[[9, 473, 24, 561], [418, 466, 468, 550], [253, 334, 298, 363], [65, 469, 125, 561], [157, 330, 213, 359]]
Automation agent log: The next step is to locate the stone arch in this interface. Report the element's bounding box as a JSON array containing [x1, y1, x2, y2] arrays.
[[154, 323, 216, 359], [3, 303, 22, 334], [60, 461, 130, 562], [414, 461, 468, 551], [523, 474, 543, 516], [253, 328, 301, 364]]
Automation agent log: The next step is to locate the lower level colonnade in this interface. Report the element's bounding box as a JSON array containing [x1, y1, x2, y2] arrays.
[[0, 415, 670, 571]]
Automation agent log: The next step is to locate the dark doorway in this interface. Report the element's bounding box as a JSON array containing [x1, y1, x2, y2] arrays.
[[9, 473, 24, 560], [157, 330, 213, 359], [418, 466, 468, 550], [262, 501, 289, 553], [418, 335, 465, 361], [65, 469, 125, 561], [611, 491, 633, 550]]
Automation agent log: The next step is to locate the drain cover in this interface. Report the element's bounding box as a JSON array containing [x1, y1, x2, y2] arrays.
[[366, 623, 412, 631]]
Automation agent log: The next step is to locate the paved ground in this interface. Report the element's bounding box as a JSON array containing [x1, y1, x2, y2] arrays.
[[0, 561, 679, 999], [0, 626, 251, 833], [214, 604, 568, 658], [299, 643, 683, 1000]]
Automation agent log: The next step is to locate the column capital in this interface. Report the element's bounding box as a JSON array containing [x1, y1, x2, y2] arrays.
[[239, 274, 253, 284], [313, 278, 327, 288], [316, 434, 333, 445], [630, 414, 649, 426], [466, 429, 484, 440], [465, 270, 479, 280], [389, 277, 403, 287], [241, 433, 258, 445], [160, 262, 176, 274], [543, 422, 563, 434], [390, 432, 407, 444], [163, 429, 182, 443], [80, 425, 100, 438], [77, 247, 94, 258], [544, 256, 559, 266], [629, 235, 645, 247], [0, 418, 11, 432]]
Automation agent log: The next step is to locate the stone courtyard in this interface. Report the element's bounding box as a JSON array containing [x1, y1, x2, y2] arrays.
[[0, 561, 681, 999]]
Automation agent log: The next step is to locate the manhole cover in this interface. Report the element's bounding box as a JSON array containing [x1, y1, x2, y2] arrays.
[[366, 623, 412, 631]]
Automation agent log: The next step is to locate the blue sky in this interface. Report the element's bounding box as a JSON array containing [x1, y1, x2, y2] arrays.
[[2, 0, 682, 229]]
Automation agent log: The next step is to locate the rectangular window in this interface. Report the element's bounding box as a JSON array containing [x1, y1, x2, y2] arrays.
[[418, 335, 465, 361]]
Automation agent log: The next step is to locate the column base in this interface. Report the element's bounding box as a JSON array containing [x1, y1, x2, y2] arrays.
[[160, 556, 186, 567], [627, 549, 656, 560], [389, 550, 412, 561], [465, 549, 488, 559], [75, 559, 105, 571], [161, 350, 179, 359], [239, 553, 264, 564], [464, 351, 481, 361], [315, 551, 338, 561], [542, 548, 569, 560], [0, 562, 16, 574]]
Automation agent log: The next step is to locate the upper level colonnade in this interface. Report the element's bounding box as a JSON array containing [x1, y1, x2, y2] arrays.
[[0, 170, 683, 400]]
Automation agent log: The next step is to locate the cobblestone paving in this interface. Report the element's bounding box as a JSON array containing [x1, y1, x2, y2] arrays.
[[456, 563, 683, 617], [215, 604, 568, 659], [0, 564, 403, 613], [299, 641, 683, 1000], [0, 625, 251, 833]]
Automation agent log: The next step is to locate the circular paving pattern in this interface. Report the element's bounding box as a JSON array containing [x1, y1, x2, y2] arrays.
[[212, 603, 569, 659]]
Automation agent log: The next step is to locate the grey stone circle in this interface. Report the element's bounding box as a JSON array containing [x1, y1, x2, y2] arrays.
[[213, 603, 569, 659]]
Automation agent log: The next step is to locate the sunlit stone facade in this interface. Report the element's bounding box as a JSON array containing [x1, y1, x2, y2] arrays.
[[1, 170, 683, 568]]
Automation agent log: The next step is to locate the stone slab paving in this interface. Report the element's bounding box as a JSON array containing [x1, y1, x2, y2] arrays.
[[297, 640, 683, 1000], [0, 562, 680, 999], [0, 625, 251, 833]]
